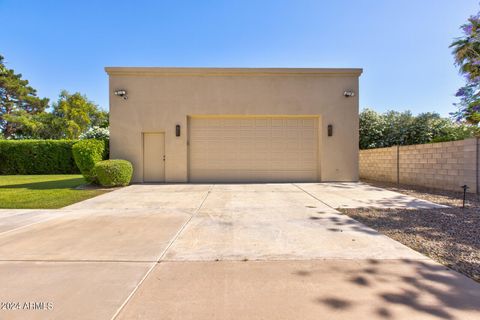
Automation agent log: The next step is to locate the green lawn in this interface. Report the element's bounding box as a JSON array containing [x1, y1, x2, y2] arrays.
[[0, 175, 108, 209]]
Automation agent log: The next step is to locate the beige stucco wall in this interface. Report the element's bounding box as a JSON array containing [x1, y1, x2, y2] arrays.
[[106, 67, 362, 183]]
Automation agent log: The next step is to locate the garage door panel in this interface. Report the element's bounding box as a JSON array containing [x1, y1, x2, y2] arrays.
[[302, 118, 315, 126], [272, 118, 284, 125], [191, 170, 317, 183], [271, 131, 285, 138], [189, 116, 318, 182]]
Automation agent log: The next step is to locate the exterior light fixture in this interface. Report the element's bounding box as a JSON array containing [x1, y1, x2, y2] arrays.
[[343, 90, 355, 97], [114, 89, 128, 100], [327, 124, 333, 137], [176, 124, 181, 137]]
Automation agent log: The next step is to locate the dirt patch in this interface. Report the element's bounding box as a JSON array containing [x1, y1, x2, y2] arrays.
[[340, 180, 480, 282]]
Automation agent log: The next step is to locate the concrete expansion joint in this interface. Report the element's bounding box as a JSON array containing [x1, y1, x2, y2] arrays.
[[0, 214, 66, 237], [159, 257, 433, 263], [109, 185, 213, 320], [292, 183, 336, 210], [0, 259, 159, 264]]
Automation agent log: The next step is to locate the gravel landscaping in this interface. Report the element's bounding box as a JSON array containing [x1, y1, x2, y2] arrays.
[[340, 180, 480, 282]]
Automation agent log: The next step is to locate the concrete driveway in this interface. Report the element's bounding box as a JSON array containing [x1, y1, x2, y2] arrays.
[[0, 183, 478, 320]]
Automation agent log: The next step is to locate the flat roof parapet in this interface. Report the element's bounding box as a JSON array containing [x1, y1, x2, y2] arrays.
[[104, 67, 363, 77]]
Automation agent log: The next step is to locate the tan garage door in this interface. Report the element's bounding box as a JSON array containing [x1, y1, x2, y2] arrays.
[[188, 116, 318, 182]]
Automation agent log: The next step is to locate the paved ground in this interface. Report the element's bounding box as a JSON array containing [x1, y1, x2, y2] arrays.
[[0, 183, 478, 320]]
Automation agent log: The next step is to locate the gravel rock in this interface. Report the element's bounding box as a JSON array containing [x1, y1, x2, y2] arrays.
[[340, 180, 480, 282]]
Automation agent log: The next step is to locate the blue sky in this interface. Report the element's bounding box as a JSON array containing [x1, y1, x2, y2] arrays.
[[1, 0, 478, 116]]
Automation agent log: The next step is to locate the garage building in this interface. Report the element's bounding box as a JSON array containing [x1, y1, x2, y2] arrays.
[[105, 67, 362, 183]]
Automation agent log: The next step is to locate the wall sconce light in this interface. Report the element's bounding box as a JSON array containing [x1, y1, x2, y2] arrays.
[[328, 124, 333, 137], [114, 89, 128, 100], [176, 124, 181, 137], [343, 90, 355, 97]]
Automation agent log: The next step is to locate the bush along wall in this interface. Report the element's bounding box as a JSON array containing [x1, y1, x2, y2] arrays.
[[72, 139, 108, 182], [94, 159, 133, 187], [0, 140, 80, 174]]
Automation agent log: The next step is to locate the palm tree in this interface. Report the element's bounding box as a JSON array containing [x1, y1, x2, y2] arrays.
[[451, 17, 480, 80], [450, 14, 480, 125]]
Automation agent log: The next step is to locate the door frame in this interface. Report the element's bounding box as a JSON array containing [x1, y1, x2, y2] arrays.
[[142, 132, 166, 183]]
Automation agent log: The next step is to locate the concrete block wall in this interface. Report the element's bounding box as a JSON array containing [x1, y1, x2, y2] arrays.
[[359, 146, 397, 183], [359, 138, 479, 193], [463, 138, 479, 193]]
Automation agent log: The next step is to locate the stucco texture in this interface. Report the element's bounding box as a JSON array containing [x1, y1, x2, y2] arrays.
[[106, 68, 362, 183]]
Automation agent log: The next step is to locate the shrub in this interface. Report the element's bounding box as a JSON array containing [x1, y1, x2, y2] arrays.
[[359, 108, 480, 149], [0, 140, 79, 174], [79, 127, 110, 161], [94, 160, 133, 187], [72, 139, 107, 182]]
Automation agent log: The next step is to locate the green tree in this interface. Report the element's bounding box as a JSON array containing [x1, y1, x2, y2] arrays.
[[431, 121, 480, 142], [359, 109, 479, 149], [359, 108, 385, 149], [0, 55, 49, 138], [451, 11, 480, 124], [5, 90, 109, 139], [4, 110, 66, 139], [89, 109, 109, 128], [51, 90, 99, 139], [382, 110, 414, 146]]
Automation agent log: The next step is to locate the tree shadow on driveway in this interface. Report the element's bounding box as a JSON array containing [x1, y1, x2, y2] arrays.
[[297, 259, 480, 319]]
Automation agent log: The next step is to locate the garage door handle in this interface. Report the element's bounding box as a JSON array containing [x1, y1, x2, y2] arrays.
[[163, 155, 165, 161]]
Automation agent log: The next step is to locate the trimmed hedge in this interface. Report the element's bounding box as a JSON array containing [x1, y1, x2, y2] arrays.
[[72, 139, 107, 182], [94, 160, 133, 187], [0, 140, 79, 174]]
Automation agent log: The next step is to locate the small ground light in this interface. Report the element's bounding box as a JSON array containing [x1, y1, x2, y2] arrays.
[[461, 185, 469, 208]]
